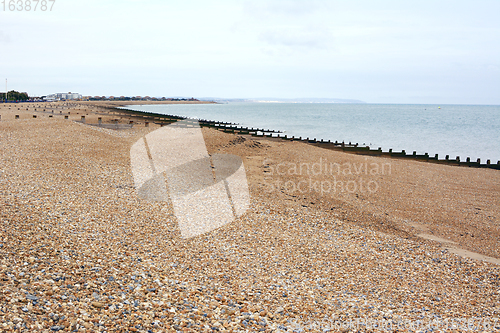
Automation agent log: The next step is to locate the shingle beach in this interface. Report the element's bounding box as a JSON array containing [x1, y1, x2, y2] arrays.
[[1, 102, 499, 332]]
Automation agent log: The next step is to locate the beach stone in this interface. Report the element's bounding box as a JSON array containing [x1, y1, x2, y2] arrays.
[[91, 301, 104, 308]]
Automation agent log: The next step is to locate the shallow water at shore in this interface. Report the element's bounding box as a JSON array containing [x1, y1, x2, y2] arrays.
[[126, 103, 500, 162]]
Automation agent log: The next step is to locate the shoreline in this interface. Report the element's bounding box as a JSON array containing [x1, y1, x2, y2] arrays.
[[2, 100, 498, 170], [119, 103, 500, 170]]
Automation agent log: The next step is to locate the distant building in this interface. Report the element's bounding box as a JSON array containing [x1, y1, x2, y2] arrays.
[[44, 92, 82, 101]]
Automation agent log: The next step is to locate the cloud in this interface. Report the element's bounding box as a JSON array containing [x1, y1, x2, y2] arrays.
[[239, 0, 335, 51], [0, 31, 11, 43], [259, 26, 332, 49], [244, 0, 330, 19]]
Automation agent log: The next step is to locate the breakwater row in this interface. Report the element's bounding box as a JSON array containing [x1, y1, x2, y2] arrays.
[[114, 107, 499, 170]]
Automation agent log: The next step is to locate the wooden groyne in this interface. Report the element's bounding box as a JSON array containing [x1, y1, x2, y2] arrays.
[[10, 103, 496, 170], [105, 106, 500, 170]]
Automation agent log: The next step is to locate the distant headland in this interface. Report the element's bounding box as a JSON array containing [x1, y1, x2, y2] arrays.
[[198, 97, 366, 103]]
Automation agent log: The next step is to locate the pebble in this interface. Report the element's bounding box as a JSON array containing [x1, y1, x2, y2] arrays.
[[91, 301, 104, 308]]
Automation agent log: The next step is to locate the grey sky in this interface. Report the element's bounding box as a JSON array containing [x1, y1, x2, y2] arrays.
[[1, 0, 499, 104]]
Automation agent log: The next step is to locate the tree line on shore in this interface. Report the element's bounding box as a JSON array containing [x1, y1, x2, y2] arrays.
[[1, 90, 29, 102]]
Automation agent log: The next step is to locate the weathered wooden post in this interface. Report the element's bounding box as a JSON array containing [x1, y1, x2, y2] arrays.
[[15, 115, 19, 119], [64, 115, 68, 119], [435, 154, 438, 160], [145, 122, 149, 127], [81, 116, 85, 123], [487, 160, 491, 165], [402, 150, 406, 155], [456, 156, 460, 162], [98, 117, 102, 125], [477, 158, 481, 164], [466, 157, 471, 163], [33, 115, 37, 118]]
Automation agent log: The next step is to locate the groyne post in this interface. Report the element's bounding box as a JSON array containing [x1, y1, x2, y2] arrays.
[[98, 117, 102, 125], [81, 116, 85, 123]]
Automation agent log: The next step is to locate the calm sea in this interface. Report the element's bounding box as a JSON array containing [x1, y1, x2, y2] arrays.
[[126, 103, 500, 163]]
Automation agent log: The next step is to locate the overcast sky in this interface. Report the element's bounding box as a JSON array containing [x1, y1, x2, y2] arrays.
[[1, 0, 499, 104]]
